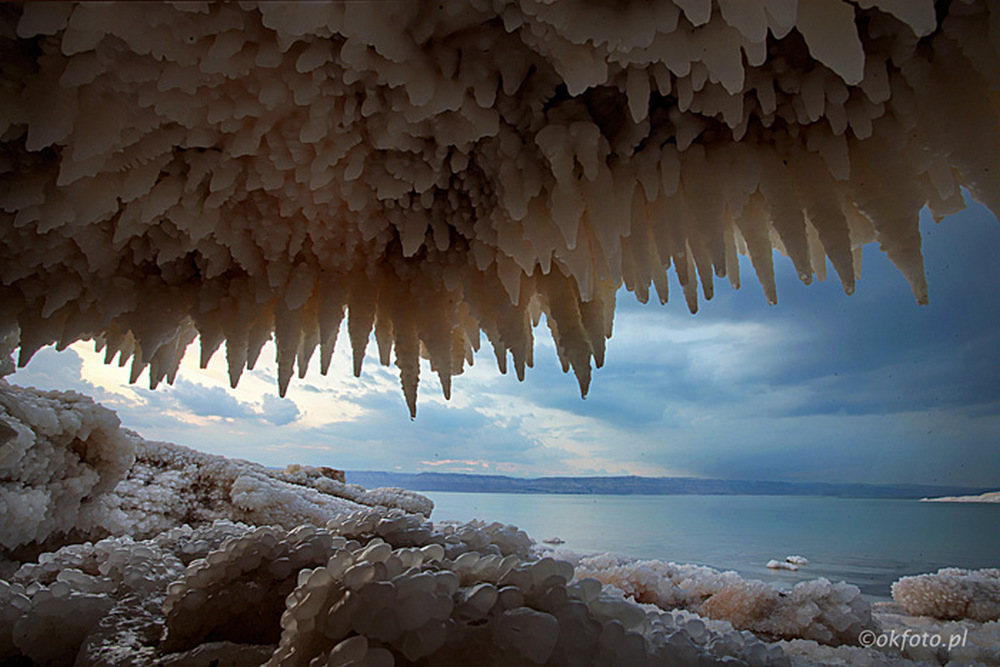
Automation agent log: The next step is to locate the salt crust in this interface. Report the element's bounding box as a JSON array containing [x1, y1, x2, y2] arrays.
[[2, 380, 999, 664], [0, 379, 431, 551], [892, 568, 1000, 623], [573, 552, 875, 646], [0, 378, 135, 551], [2, 1, 999, 415]]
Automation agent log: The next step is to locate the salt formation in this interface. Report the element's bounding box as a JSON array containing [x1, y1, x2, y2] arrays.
[[3, 379, 999, 664], [767, 556, 809, 571], [2, 1, 999, 414], [2, 490, 796, 664], [767, 560, 798, 571], [0, 379, 429, 556], [0, 379, 135, 552], [892, 567, 1000, 622], [574, 553, 875, 646]]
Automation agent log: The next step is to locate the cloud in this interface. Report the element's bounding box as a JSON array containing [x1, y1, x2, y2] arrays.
[[261, 394, 301, 425], [167, 379, 258, 420]]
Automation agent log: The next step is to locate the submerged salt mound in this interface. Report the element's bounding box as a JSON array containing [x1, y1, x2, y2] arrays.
[[892, 567, 1000, 622], [0, 379, 136, 552], [2, 2, 999, 415], [574, 553, 876, 647]]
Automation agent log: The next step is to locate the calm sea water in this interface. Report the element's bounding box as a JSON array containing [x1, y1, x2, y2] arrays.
[[423, 492, 1000, 600]]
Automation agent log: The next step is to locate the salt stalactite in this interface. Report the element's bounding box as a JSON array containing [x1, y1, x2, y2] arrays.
[[1, 0, 999, 414]]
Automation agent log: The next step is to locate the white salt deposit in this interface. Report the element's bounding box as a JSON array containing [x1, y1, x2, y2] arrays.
[[767, 559, 799, 571], [892, 568, 1000, 622], [2, 378, 999, 664], [2, 1, 1000, 661], [574, 553, 875, 646], [2, 1, 999, 415]]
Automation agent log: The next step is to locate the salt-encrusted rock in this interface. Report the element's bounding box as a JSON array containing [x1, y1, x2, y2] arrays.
[[0, 380, 136, 552], [575, 553, 877, 646], [892, 567, 1000, 622]]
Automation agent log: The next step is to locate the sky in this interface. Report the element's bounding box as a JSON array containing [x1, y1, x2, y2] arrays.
[[10, 198, 1000, 487]]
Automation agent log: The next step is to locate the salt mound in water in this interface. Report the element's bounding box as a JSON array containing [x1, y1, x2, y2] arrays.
[[892, 567, 1000, 622], [574, 553, 876, 646]]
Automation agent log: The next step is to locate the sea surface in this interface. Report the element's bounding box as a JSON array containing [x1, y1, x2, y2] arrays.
[[422, 492, 1000, 600]]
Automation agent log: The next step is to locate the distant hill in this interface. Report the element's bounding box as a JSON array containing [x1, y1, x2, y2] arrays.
[[345, 471, 993, 500]]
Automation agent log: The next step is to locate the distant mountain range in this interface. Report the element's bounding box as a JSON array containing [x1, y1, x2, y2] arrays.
[[345, 471, 994, 500]]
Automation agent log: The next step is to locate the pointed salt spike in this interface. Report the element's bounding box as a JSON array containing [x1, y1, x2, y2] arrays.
[[374, 310, 394, 368], [675, 0, 712, 26], [493, 339, 509, 375], [625, 68, 650, 124], [846, 139, 929, 304], [796, 0, 865, 85], [682, 253, 700, 314], [679, 150, 728, 279], [439, 372, 451, 401], [651, 258, 670, 305], [118, 331, 136, 361], [393, 319, 420, 420], [764, 0, 797, 29], [319, 337, 337, 375], [347, 290, 376, 378], [15, 328, 48, 369], [788, 150, 856, 295], [226, 336, 248, 389], [735, 194, 778, 304], [274, 306, 303, 397], [16, 2, 73, 38], [718, 0, 769, 44], [575, 365, 591, 399], [758, 153, 814, 282], [297, 336, 317, 380], [129, 347, 145, 384], [580, 299, 607, 369], [102, 334, 120, 365], [275, 359, 292, 397], [297, 302, 320, 380], [540, 273, 595, 396], [246, 310, 274, 373], [690, 237, 716, 301], [497, 255, 522, 307], [724, 227, 740, 291], [318, 283, 346, 375], [857, 0, 936, 38], [514, 347, 527, 381], [805, 221, 828, 284], [199, 327, 224, 369]]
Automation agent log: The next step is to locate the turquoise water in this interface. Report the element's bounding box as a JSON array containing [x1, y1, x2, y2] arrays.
[[423, 492, 1000, 600]]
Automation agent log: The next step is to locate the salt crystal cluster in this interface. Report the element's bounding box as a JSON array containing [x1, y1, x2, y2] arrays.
[[575, 553, 876, 646], [2, 1, 998, 414], [2, 504, 794, 665], [2, 378, 997, 664], [892, 567, 1000, 622], [0, 378, 430, 555], [0, 379, 136, 552]]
